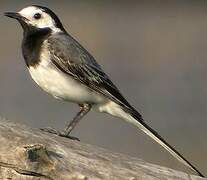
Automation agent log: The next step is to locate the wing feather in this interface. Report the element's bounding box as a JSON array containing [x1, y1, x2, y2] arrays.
[[47, 33, 142, 120]]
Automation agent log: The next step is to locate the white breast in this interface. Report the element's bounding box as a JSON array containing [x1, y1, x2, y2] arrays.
[[29, 63, 106, 104]]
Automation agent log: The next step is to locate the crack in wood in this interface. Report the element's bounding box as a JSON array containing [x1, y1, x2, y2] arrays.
[[0, 161, 53, 180]]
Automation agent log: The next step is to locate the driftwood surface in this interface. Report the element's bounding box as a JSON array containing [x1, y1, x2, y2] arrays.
[[0, 117, 205, 180]]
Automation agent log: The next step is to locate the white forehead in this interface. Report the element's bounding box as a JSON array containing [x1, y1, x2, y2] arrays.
[[18, 6, 42, 16]]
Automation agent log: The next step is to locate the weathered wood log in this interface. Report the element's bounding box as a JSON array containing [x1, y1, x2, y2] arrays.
[[0, 117, 205, 180]]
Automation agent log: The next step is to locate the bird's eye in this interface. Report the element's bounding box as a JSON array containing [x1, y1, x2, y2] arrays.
[[33, 13, 41, 20]]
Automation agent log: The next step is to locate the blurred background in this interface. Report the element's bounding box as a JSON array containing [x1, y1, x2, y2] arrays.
[[1, 0, 207, 176]]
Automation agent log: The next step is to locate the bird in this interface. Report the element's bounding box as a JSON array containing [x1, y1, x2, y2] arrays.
[[4, 5, 204, 177]]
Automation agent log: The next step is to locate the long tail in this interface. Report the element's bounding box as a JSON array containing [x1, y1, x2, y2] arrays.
[[105, 102, 204, 177]]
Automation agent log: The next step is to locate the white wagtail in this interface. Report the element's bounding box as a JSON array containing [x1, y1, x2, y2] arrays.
[[4, 5, 203, 177]]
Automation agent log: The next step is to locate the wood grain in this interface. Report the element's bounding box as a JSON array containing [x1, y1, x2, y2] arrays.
[[0, 118, 205, 180]]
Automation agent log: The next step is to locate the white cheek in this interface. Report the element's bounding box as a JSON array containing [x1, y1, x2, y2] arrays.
[[35, 18, 61, 33], [36, 17, 54, 28]]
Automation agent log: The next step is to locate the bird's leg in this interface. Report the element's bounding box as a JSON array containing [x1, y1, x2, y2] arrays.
[[61, 103, 91, 136], [41, 104, 91, 140]]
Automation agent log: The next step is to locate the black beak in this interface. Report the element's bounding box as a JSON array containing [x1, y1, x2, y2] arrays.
[[4, 12, 28, 22], [5, 12, 21, 19]]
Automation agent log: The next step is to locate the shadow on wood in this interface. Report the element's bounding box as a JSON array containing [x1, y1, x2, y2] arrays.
[[0, 117, 205, 180]]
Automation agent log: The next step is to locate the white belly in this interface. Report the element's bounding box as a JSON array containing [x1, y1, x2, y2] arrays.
[[28, 63, 106, 104]]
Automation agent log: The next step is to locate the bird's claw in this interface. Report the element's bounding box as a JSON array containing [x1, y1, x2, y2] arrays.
[[40, 127, 80, 141]]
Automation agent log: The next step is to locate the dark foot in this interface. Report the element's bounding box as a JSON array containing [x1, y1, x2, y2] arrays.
[[40, 127, 80, 141]]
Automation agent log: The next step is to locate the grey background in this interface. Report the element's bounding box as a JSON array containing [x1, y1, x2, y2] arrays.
[[1, 0, 207, 176]]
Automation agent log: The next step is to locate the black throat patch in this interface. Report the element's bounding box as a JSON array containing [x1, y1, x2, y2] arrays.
[[22, 27, 51, 67]]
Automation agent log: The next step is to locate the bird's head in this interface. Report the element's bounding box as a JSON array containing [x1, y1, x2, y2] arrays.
[[4, 5, 65, 33]]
